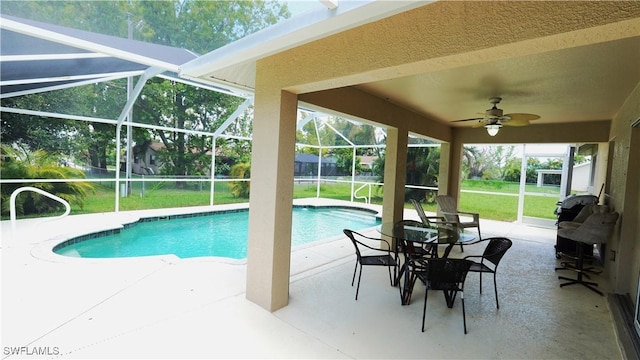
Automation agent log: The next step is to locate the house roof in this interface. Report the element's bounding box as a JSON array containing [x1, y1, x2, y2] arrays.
[[295, 153, 336, 164]]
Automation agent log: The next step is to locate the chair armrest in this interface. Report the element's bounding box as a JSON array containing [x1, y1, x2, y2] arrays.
[[458, 238, 489, 247], [354, 232, 394, 252], [457, 210, 479, 221], [424, 215, 446, 221], [442, 210, 479, 222], [429, 217, 458, 226]]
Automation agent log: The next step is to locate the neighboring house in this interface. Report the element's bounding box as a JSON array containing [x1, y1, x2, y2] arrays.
[[571, 162, 593, 193], [130, 141, 164, 175], [358, 155, 378, 175], [294, 154, 337, 177], [125, 141, 236, 177], [535, 161, 593, 193]]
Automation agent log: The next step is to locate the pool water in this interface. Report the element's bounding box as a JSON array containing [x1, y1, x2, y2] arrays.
[[54, 207, 380, 259]]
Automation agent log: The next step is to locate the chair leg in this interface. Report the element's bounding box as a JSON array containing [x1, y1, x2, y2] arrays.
[[355, 264, 363, 300], [479, 272, 483, 294], [393, 260, 398, 286], [398, 273, 405, 303], [402, 268, 418, 305], [462, 292, 467, 334], [351, 262, 358, 287], [421, 289, 429, 332], [493, 273, 499, 309]]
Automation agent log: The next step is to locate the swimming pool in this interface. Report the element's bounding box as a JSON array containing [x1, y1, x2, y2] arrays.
[[53, 206, 380, 259]]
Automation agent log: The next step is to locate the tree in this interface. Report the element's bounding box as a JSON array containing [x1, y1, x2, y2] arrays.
[[504, 157, 539, 183], [323, 117, 380, 175], [0, 144, 94, 216], [503, 158, 523, 182], [128, 1, 289, 186], [228, 162, 251, 198], [332, 148, 361, 175], [134, 79, 246, 184], [1, 1, 290, 182], [135, 1, 290, 54], [504, 156, 566, 184], [405, 146, 440, 202], [1, 1, 133, 172], [462, 145, 517, 180], [296, 118, 336, 156]]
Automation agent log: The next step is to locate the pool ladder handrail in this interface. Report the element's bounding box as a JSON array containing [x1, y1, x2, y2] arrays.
[[353, 183, 373, 204], [10, 186, 71, 234]]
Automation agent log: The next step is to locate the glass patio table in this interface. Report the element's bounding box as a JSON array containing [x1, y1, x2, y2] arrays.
[[378, 221, 477, 258], [378, 221, 478, 305]]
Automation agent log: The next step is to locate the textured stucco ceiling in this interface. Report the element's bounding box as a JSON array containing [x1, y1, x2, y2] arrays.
[[356, 35, 640, 127]]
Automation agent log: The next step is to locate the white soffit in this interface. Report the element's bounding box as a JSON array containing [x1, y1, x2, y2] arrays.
[[179, 0, 432, 88]]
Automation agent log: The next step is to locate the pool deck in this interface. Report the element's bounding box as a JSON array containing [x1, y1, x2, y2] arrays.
[[1, 198, 622, 359]]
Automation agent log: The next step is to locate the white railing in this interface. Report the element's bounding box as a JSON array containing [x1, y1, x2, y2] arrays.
[[10, 186, 71, 235], [353, 183, 373, 204]]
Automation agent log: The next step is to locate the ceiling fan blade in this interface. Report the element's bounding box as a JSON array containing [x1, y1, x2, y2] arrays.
[[504, 113, 540, 121], [472, 121, 488, 128], [503, 119, 530, 126], [452, 117, 484, 123]]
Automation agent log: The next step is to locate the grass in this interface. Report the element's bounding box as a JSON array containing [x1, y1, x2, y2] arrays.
[[75, 181, 251, 214], [8, 179, 561, 222]]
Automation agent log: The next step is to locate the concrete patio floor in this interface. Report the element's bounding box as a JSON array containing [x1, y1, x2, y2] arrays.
[[1, 199, 622, 359]]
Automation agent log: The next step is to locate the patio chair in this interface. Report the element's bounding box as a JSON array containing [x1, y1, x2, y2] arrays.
[[411, 198, 463, 253], [409, 257, 474, 333], [463, 237, 513, 309], [435, 195, 482, 247], [392, 220, 438, 296], [343, 229, 398, 300], [410, 199, 447, 226]]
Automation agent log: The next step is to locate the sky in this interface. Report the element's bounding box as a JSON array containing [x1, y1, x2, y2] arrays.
[[284, 0, 326, 16]]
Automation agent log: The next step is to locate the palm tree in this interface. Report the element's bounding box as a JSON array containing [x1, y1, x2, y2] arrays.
[[1, 144, 93, 216], [228, 162, 251, 198]]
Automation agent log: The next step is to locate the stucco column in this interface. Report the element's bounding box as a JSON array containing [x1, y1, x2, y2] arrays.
[[246, 88, 297, 312], [438, 137, 463, 199], [612, 125, 640, 294], [382, 126, 408, 226]]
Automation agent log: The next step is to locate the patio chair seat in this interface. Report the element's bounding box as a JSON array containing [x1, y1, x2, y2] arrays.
[[463, 237, 513, 309], [409, 258, 474, 334], [343, 229, 398, 300]]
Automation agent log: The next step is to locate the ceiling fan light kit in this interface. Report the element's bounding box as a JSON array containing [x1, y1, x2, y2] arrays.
[[453, 97, 540, 136], [485, 123, 502, 136]]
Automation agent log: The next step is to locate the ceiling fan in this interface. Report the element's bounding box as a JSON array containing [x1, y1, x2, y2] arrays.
[[453, 97, 540, 136]]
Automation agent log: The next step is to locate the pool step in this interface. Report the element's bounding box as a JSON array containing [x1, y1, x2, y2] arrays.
[[317, 209, 377, 222]]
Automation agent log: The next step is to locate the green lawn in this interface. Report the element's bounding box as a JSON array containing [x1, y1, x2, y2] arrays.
[[9, 179, 561, 222]]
